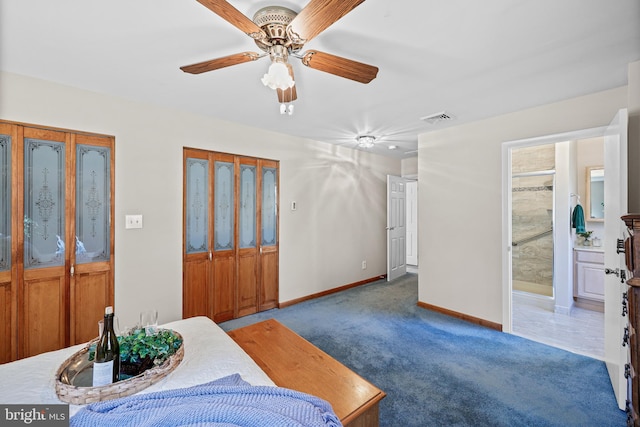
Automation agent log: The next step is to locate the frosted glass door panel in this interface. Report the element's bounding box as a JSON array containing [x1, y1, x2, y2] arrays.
[[24, 139, 65, 269], [0, 134, 10, 272], [75, 144, 111, 264], [214, 161, 234, 251], [186, 158, 209, 254], [262, 167, 277, 246], [239, 165, 256, 249]]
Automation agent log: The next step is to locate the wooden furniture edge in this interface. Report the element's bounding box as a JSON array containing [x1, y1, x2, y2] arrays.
[[417, 301, 503, 331], [342, 392, 385, 426], [228, 319, 386, 426], [280, 275, 386, 308]]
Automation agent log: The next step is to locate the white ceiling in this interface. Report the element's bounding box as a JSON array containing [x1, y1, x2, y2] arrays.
[[1, 0, 639, 159]]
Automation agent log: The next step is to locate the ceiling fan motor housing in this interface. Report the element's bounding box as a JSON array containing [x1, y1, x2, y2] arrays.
[[252, 6, 303, 52]]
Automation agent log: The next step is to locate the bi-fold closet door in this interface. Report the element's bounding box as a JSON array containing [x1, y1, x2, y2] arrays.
[[0, 121, 114, 362], [183, 149, 278, 323]]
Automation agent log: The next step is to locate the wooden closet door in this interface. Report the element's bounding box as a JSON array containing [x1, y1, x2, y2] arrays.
[[0, 124, 18, 363], [69, 133, 114, 344], [259, 160, 279, 311], [183, 150, 278, 323], [19, 127, 70, 358], [212, 153, 236, 322], [183, 148, 213, 319], [236, 157, 258, 317], [0, 121, 115, 361]]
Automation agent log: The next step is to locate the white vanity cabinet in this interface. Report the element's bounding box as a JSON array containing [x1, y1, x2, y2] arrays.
[[573, 247, 605, 303]]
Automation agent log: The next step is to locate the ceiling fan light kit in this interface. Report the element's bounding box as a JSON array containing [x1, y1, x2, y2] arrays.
[[262, 61, 295, 90], [183, 0, 379, 111], [356, 135, 376, 148]]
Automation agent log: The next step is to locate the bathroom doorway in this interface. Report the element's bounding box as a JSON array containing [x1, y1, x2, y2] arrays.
[[504, 135, 606, 360]]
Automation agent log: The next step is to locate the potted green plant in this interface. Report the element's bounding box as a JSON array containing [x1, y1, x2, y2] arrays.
[[89, 328, 183, 379], [578, 230, 593, 245]]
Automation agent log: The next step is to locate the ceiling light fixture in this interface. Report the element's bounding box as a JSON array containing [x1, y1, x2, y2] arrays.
[[262, 61, 295, 90], [356, 135, 376, 148], [261, 45, 295, 90]]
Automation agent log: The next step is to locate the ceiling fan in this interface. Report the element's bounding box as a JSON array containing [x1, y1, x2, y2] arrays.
[[180, 0, 379, 108]]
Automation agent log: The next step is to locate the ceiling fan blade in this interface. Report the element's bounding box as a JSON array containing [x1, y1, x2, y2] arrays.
[[196, 0, 267, 41], [180, 52, 261, 74], [287, 0, 366, 44], [277, 64, 298, 103], [301, 50, 378, 84]]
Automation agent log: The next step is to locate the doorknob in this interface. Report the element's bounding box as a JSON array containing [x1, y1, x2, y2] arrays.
[[386, 227, 395, 230], [605, 268, 620, 277]]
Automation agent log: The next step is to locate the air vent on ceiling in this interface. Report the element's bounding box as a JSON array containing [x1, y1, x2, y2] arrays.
[[420, 111, 454, 124]]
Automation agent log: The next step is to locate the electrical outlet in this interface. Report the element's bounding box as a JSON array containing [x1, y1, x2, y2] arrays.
[[362, 260, 367, 270], [125, 214, 143, 229]]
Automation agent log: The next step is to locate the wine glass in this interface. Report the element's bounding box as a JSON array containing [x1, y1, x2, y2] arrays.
[[139, 309, 158, 335]]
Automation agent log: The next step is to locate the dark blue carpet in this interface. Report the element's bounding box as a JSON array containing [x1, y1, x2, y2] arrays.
[[220, 274, 625, 426]]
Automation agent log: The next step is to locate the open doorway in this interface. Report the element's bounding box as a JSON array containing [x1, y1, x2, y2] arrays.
[[386, 175, 418, 279], [502, 110, 629, 408], [503, 134, 607, 360], [406, 180, 418, 273]]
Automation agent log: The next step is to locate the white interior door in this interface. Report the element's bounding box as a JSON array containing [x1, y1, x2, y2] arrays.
[[387, 175, 406, 281], [603, 108, 628, 410], [406, 181, 418, 266]]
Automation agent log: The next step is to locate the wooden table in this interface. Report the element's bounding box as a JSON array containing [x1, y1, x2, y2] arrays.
[[228, 319, 386, 427]]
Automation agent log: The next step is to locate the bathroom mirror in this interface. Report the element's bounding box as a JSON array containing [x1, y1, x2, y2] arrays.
[[585, 166, 604, 221]]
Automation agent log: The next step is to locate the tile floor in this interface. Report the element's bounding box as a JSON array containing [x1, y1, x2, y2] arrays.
[[511, 294, 604, 360]]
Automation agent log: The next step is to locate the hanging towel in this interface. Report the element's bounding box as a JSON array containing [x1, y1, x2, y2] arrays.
[[572, 204, 586, 233]]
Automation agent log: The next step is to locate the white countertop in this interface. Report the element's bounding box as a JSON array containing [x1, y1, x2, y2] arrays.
[[574, 245, 604, 252]]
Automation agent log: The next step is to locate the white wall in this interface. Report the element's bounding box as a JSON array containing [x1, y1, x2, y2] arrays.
[[0, 72, 400, 329], [418, 86, 627, 325], [401, 157, 418, 178]]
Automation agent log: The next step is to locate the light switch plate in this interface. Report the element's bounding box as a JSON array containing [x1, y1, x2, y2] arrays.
[[125, 214, 143, 229]]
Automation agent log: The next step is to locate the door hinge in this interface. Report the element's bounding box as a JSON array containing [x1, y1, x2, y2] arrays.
[[625, 363, 633, 379], [617, 238, 626, 254], [623, 291, 629, 317], [623, 327, 630, 347]]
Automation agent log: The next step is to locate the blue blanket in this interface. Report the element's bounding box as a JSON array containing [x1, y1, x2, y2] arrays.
[[71, 374, 342, 427]]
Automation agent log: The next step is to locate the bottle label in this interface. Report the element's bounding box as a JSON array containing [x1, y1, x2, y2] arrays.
[[92, 360, 114, 387]]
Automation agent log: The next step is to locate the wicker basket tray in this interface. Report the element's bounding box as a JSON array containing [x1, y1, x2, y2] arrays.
[[55, 331, 184, 405]]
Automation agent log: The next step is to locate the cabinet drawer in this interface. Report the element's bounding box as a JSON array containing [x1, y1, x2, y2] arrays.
[[575, 250, 604, 264]]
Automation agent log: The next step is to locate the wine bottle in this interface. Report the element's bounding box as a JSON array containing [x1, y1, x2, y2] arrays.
[[92, 306, 120, 386]]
